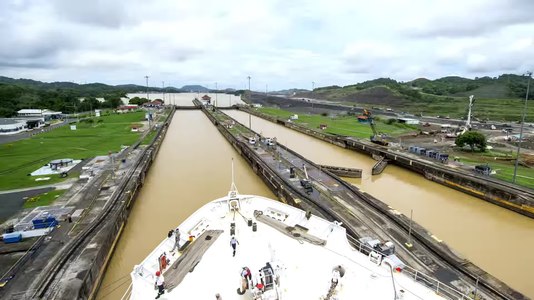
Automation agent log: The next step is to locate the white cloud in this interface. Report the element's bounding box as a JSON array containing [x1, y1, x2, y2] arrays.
[[0, 0, 533, 89]]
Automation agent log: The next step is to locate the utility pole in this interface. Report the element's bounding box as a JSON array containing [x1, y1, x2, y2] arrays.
[[145, 75, 149, 100], [145, 75, 151, 129], [248, 76, 252, 129], [162, 81, 165, 104], [405, 209, 413, 248], [311, 81, 315, 113], [513, 71, 532, 183]]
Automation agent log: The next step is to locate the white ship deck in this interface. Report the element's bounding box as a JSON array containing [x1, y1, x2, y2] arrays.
[[129, 194, 446, 300]]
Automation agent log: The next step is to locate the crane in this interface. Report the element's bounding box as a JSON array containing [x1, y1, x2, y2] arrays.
[[451, 95, 475, 137], [361, 109, 389, 146]]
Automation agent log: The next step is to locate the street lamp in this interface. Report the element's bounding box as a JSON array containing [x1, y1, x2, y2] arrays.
[[145, 75, 149, 100], [513, 71, 532, 184], [247, 76, 252, 129]]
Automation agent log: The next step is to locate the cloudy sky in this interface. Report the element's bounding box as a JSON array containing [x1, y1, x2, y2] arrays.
[[0, 0, 533, 90]]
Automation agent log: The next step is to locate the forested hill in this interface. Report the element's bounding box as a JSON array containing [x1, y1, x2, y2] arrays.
[[300, 74, 532, 103], [408, 74, 531, 98], [0, 76, 205, 117]]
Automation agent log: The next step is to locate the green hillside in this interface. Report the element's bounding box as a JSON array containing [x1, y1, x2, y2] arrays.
[[452, 83, 512, 99], [295, 74, 533, 121]]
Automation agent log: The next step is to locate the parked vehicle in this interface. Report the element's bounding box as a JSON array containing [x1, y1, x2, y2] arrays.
[[359, 237, 405, 271]]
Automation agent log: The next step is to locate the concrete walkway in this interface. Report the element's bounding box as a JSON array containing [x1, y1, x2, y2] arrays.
[[0, 179, 76, 195]]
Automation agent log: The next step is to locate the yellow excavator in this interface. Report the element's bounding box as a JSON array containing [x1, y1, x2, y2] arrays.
[[361, 109, 389, 146]]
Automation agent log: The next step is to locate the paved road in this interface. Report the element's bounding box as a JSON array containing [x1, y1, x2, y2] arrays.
[[0, 120, 71, 145], [0, 187, 54, 223]]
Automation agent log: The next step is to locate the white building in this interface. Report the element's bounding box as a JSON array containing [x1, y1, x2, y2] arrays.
[[397, 118, 420, 125], [17, 109, 62, 121], [0, 118, 27, 135]]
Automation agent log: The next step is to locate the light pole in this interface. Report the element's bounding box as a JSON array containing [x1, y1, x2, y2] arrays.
[[162, 81, 165, 104], [513, 71, 532, 184], [405, 209, 413, 248], [144, 75, 151, 129], [312, 81, 315, 91], [215, 82, 218, 107], [247, 76, 252, 129], [145, 75, 149, 100]]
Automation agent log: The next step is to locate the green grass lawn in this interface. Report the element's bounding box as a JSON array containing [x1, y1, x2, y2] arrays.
[[453, 151, 534, 189], [257, 107, 417, 138], [23, 189, 67, 208], [140, 129, 158, 145], [0, 111, 145, 190]]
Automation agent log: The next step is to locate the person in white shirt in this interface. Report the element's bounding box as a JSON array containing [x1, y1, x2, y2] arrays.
[[230, 236, 239, 257]]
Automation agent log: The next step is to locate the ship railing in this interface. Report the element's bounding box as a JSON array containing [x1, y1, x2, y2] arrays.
[[345, 235, 474, 300], [400, 266, 474, 300]]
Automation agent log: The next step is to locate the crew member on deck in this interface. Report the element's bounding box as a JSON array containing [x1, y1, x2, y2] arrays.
[[230, 236, 239, 257], [155, 271, 165, 299], [172, 227, 180, 251]]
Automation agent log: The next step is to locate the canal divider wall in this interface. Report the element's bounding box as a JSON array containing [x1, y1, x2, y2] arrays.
[[33, 107, 176, 299], [200, 105, 525, 300], [83, 108, 176, 299], [318, 165, 362, 178], [238, 107, 534, 219]]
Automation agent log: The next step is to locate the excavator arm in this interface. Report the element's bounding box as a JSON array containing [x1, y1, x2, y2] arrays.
[[362, 109, 388, 146]]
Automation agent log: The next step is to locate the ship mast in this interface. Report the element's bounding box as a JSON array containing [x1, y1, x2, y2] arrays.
[[229, 158, 239, 197]]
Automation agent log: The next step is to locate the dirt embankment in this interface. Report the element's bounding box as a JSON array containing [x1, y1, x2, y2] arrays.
[[298, 86, 406, 106]]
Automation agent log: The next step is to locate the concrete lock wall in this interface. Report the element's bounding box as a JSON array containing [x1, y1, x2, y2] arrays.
[[74, 108, 177, 300], [203, 106, 334, 219], [239, 107, 534, 219]]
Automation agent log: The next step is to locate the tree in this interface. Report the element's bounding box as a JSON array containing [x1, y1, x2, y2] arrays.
[[79, 97, 101, 112], [103, 96, 122, 109], [129, 97, 149, 105], [455, 131, 487, 152]]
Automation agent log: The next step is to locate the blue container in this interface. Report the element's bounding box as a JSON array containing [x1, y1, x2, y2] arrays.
[[3, 232, 22, 244], [32, 216, 58, 229]]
